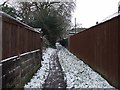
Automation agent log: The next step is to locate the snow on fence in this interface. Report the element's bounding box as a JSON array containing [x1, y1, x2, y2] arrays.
[[69, 14, 120, 89], [0, 11, 42, 89]]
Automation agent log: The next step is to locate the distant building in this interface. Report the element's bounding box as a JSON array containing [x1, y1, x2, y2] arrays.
[[66, 28, 87, 37]]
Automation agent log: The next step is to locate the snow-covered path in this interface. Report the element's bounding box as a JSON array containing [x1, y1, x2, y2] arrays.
[[43, 48, 66, 88], [24, 48, 53, 88], [24, 44, 114, 89], [57, 45, 114, 88]]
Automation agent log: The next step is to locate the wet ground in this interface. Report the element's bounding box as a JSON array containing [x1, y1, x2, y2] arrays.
[[43, 50, 66, 89]]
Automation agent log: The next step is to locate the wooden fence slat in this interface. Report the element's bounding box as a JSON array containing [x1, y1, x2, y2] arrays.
[[69, 15, 120, 88]]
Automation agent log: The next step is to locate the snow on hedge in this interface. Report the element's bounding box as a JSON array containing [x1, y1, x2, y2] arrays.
[[57, 44, 114, 88]]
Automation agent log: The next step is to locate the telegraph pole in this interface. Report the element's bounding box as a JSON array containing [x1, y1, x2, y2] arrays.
[[118, 1, 120, 13], [75, 18, 76, 34]]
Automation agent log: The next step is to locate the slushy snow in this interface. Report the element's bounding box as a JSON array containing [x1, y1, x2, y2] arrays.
[[24, 48, 56, 88], [24, 44, 114, 88]]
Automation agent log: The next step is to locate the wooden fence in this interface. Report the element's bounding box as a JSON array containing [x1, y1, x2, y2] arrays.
[[1, 12, 42, 60], [69, 15, 120, 89], [0, 11, 42, 89]]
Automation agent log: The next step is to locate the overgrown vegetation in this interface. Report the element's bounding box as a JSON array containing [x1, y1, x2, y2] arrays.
[[0, 1, 75, 47]]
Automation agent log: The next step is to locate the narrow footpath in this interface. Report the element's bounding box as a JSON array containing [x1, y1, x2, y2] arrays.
[[24, 45, 114, 89], [43, 50, 66, 89]]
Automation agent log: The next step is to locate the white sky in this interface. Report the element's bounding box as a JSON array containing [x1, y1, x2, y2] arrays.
[[0, 0, 119, 28], [72, 0, 120, 28]]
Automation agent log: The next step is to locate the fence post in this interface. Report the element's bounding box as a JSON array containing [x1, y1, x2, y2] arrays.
[[0, 14, 2, 90]]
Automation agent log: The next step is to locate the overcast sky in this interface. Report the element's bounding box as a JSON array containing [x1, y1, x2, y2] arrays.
[[0, 0, 119, 28], [72, 0, 120, 28]]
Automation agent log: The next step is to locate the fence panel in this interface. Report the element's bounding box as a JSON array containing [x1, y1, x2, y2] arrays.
[[2, 14, 41, 59], [69, 15, 119, 88], [0, 12, 42, 89]]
